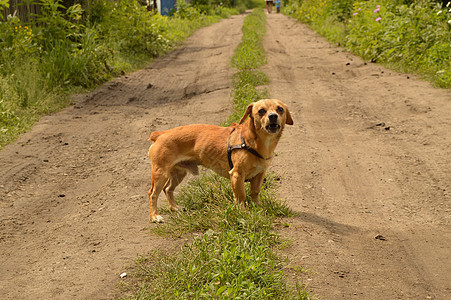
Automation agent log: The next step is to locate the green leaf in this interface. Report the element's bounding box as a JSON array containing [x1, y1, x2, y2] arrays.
[[216, 285, 227, 295]]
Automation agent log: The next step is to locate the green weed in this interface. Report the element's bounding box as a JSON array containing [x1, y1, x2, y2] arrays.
[[121, 230, 302, 299], [0, 59, 67, 146], [346, 0, 451, 87], [285, 0, 451, 88]]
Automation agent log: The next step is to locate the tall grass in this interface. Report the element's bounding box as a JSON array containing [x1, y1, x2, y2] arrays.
[[346, 0, 451, 87], [0, 0, 239, 149], [285, 0, 451, 88], [118, 9, 311, 300]]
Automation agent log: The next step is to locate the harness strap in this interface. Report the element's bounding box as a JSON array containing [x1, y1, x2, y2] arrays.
[[227, 130, 264, 170]]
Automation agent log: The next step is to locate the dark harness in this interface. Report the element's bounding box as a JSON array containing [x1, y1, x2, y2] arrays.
[[227, 130, 265, 170]]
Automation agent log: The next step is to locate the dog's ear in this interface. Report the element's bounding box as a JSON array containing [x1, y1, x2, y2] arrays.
[[285, 107, 294, 125], [239, 103, 253, 124]]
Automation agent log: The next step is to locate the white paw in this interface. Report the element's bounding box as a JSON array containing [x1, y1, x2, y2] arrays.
[[152, 215, 164, 223]]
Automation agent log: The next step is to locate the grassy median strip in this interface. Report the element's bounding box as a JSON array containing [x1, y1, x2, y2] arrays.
[[119, 10, 310, 299], [226, 9, 269, 125]]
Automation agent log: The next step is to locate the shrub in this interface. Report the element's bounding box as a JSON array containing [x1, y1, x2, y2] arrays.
[[346, 0, 451, 87], [286, 0, 451, 87]]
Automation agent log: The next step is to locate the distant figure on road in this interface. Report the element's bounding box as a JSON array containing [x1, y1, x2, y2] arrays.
[[275, 0, 281, 13], [265, 0, 274, 13]]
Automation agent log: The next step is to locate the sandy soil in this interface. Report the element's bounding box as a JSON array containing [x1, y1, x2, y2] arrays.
[[1, 12, 450, 300], [264, 14, 451, 300]]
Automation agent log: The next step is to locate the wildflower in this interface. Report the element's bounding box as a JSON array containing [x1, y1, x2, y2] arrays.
[[437, 10, 442, 15], [353, 12, 358, 16], [376, 17, 382, 21], [448, 20, 451, 24], [447, 2, 450, 7], [374, 8, 380, 13]]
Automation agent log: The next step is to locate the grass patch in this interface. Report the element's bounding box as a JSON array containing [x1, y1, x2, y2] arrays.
[[226, 9, 270, 125], [231, 9, 267, 70], [121, 230, 306, 299], [0, 61, 69, 146], [120, 175, 307, 299], [153, 173, 292, 237]]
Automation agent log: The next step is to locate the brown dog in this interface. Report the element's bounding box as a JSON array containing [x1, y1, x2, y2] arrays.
[[147, 99, 293, 222]]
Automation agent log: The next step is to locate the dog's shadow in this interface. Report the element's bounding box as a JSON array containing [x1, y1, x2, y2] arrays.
[[294, 211, 359, 236]]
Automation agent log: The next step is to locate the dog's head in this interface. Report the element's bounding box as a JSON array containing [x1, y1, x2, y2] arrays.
[[240, 99, 293, 135]]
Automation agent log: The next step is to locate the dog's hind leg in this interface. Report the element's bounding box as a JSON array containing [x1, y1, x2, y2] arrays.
[[148, 168, 168, 223], [163, 167, 187, 212]]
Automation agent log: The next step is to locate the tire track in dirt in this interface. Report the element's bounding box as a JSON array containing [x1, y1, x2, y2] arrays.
[[263, 14, 450, 299], [0, 15, 245, 300]]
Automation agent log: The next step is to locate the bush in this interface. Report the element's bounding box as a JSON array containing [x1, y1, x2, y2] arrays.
[[0, 0, 112, 89], [286, 0, 451, 87], [346, 0, 451, 87], [0, 0, 240, 148], [98, 0, 172, 57]]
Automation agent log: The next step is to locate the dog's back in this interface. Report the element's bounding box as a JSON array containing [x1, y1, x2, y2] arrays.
[[149, 131, 164, 142]]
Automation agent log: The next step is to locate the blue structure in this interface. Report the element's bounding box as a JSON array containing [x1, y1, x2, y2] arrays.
[[158, 0, 177, 15]]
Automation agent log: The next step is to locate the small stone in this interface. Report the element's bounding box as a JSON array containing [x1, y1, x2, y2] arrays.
[[375, 234, 386, 241]]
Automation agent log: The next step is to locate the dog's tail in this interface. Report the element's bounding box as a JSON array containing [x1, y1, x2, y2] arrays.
[[149, 131, 163, 142]]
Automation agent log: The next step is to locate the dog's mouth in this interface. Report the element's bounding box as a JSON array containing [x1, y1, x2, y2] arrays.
[[265, 123, 281, 133]]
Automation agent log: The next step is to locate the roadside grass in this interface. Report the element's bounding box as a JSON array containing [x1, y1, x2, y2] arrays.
[[119, 9, 311, 300], [0, 60, 69, 146], [284, 0, 451, 88], [0, 0, 239, 150]]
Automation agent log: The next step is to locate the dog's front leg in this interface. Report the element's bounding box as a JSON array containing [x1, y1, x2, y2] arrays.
[[250, 172, 265, 206], [230, 171, 246, 209]]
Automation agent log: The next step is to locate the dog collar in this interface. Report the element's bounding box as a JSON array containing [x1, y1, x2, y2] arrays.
[[227, 131, 265, 170]]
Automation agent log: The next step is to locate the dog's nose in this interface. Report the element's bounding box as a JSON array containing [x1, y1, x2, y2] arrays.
[[269, 113, 278, 123]]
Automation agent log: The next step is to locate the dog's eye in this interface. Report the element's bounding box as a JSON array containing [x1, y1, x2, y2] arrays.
[[258, 108, 266, 115], [277, 106, 284, 114]]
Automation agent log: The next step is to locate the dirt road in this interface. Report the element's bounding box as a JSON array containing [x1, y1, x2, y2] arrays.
[[264, 14, 451, 299], [1, 12, 450, 300]]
